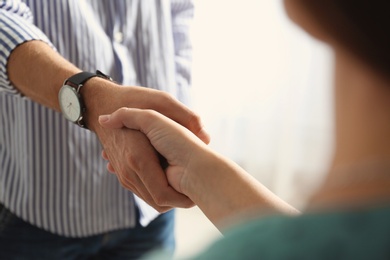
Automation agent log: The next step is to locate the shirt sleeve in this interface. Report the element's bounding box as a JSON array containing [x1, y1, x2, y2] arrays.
[[0, 0, 54, 94], [170, 0, 194, 93]]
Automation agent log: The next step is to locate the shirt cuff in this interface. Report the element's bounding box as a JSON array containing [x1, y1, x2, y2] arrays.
[[133, 194, 160, 227]]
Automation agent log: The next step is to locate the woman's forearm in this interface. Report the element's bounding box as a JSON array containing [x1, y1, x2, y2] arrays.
[[183, 147, 300, 231]]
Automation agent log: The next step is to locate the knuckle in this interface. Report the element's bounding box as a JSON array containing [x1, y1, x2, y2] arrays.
[[183, 201, 196, 209], [155, 206, 171, 214], [145, 109, 159, 118], [117, 107, 130, 115], [188, 112, 202, 132], [119, 181, 129, 190], [152, 192, 169, 207], [155, 207, 165, 213], [118, 175, 131, 190], [118, 173, 130, 185], [160, 91, 173, 101], [158, 92, 177, 106], [126, 153, 141, 173]]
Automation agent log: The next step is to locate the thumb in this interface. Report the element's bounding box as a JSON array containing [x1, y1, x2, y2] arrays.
[[98, 114, 124, 129]]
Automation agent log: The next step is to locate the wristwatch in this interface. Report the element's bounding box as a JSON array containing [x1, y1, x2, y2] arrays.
[[58, 70, 112, 128]]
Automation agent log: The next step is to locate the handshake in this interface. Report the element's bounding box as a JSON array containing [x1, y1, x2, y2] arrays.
[[89, 80, 296, 227], [92, 84, 210, 213]]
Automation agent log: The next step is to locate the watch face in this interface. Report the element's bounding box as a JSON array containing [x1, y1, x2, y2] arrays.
[[59, 85, 82, 122]]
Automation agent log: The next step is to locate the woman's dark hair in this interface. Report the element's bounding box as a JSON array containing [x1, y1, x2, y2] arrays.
[[301, 1, 390, 78]]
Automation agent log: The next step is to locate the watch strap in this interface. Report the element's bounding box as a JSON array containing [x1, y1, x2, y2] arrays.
[[65, 70, 112, 87], [63, 70, 112, 129]]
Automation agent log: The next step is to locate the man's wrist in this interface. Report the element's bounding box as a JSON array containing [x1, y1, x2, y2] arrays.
[[80, 77, 122, 132]]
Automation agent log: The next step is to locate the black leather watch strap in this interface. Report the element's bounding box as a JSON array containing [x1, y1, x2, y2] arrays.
[[65, 70, 112, 87]]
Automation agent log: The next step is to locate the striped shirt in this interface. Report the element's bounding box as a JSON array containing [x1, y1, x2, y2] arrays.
[[0, 0, 193, 237]]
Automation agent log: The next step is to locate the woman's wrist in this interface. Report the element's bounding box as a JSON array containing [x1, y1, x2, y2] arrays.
[[181, 146, 222, 202]]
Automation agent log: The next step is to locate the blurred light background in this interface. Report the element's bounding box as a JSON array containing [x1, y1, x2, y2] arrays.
[[175, 0, 335, 258]]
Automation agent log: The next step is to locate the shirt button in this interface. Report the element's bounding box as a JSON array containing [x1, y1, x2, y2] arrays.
[[114, 32, 124, 43]]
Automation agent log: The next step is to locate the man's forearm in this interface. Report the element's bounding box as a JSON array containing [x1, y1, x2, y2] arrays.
[[6, 40, 120, 131], [7, 40, 81, 111]]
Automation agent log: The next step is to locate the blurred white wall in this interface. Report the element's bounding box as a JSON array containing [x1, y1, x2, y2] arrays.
[[176, 1, 337, 258], [190, 0, 335, 209]]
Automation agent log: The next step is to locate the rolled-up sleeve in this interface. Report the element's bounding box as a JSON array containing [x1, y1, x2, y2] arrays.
[[171, 0, 194, 92], [0, 1, 53, 94]]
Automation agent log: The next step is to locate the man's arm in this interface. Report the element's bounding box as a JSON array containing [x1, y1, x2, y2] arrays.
[[3, 4, 209, 211], [0, 3, 56, 95]]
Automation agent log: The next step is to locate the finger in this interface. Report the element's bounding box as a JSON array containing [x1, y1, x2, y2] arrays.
[[106, 162, 116, 173], [99, 105, 210, 145], [100, 108, 169, 136], [165, 165, 185, 193], [101, 150, 116, 173], [119, 169, 174, 212], [113, 165, 172, 212], [108, 147, 176, 211], [99, 113, 126, 129], [101, 150, 109, 160], [150, 93, 211, 144]]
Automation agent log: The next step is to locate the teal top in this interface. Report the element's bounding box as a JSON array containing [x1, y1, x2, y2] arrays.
[[193, 205, 390, 260]]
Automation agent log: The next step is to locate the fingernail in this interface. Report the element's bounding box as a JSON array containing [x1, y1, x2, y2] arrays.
[[99, 114, 111, 123]]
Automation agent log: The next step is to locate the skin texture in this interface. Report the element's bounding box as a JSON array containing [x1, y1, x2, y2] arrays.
[[99, 0, 390, 231], [7, 40, 210, 212]]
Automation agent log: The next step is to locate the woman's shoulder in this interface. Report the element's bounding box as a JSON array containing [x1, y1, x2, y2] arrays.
[[194, 205, 390, 260]]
